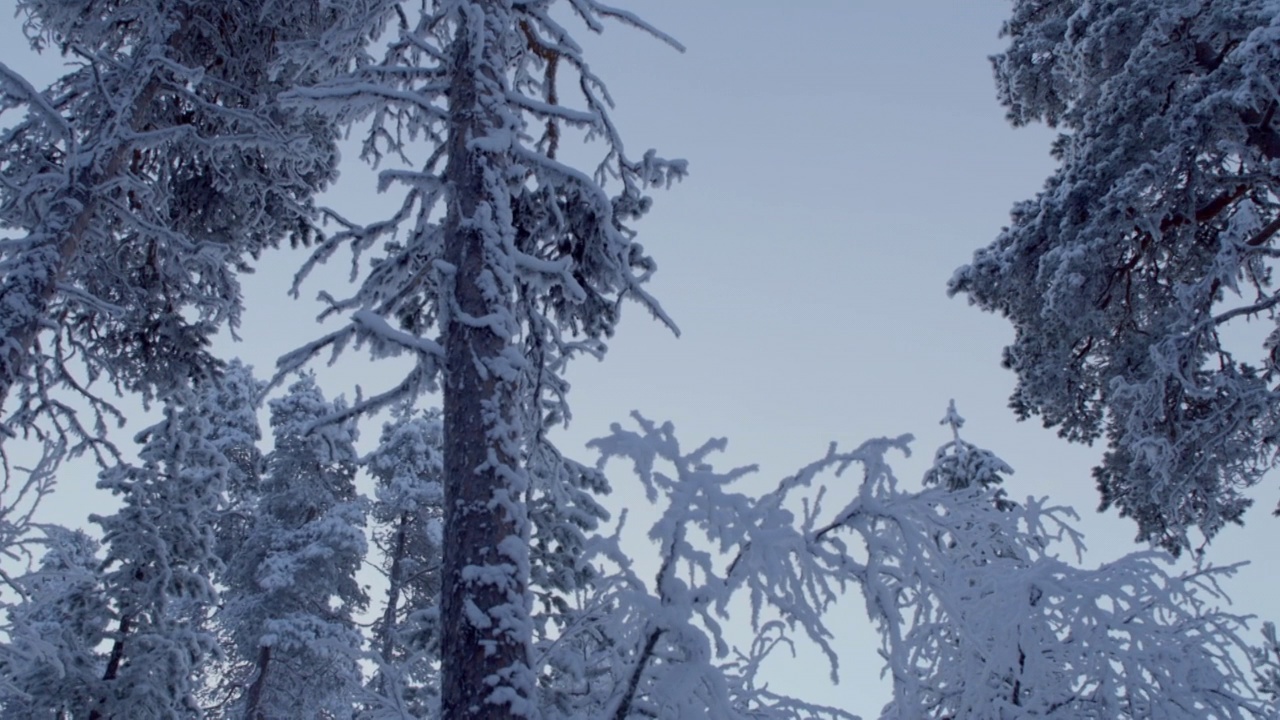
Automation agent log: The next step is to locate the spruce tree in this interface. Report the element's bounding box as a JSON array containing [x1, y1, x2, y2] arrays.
[[89, 392, 228, 719], [363, 408, 445, 717], [218, 374, 367, 720], [204, 361, 267, 572], [0, 528, 109, 719]]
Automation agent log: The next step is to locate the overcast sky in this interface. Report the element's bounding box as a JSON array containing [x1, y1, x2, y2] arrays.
[[4, 1, 1280, 715]]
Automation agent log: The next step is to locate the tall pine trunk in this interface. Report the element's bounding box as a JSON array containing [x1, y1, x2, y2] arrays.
[[439, 4, 536, 718]]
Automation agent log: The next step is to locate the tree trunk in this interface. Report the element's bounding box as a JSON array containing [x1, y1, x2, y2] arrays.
[[241, 645, 272, 720], [373, 512, 410, 698], [439, 4, 535, 718], [87, 615, 131, 720]]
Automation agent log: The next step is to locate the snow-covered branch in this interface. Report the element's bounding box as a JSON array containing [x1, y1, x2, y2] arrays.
[[572, 409, 1275, 720]]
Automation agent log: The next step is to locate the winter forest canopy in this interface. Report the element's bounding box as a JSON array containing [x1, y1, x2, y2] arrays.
[[2, 0, 1280, 719]]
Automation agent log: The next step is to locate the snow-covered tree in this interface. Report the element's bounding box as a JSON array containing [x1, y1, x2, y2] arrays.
[[576, 411, 1273, 720], [87, 391, 229, 719], [0, 0, 390, 458], [217, 374, 367, 720], [279, 2, 684, 716], [950, 0, 1280, 552], [874, 551, 1265, 719], [362, 407, 445, 718], [863, 406, 1267, 719], [0, 364, 265, 719], [203, 361, 266, 571], [1254, 622, 1280, 712], [542, 414, 860, 720], [0, 528, 109, 719]]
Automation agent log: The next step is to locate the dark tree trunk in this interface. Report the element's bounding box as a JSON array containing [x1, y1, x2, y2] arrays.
[[241, 645, 272, 720], [373, 512, 410, 698], [439, 4, 534, 719], [379, 513, 410, 663], [87, 615, 131, 720]]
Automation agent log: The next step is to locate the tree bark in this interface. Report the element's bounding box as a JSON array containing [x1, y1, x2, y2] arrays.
[[439, 4, 535, 719], [87, 615, 131, 720], [373, 512, 410, 699], [241, 645, 272, 720], [379, 513, 410, 664]]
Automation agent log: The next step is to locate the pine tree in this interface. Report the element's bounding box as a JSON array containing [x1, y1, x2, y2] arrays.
[[0, 0, 390, 454], [88, 391, 229, 719], [204, 361, 267, 572], [0, 528, 110, 719], [218, 374, 367, 720], [950, 0, 1280, 552], [363, 408, 445, 718], [280, 2, 685, 716]]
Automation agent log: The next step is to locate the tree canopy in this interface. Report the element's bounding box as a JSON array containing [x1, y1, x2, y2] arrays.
[[951, 0, 1280, 553], [1, 1, 1279, 719]]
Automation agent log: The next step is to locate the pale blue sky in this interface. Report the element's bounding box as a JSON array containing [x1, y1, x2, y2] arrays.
[[3, 1, 1278, 715]]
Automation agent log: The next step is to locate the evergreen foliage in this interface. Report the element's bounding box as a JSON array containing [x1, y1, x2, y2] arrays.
[[0, 0, 388, 459], [0, 3, 1277, 719], [363, 408, 445, 718], [89, 391, 228, 718], [217, 374, 367, 720], [0, 528, 108, 719], [277, 1, 684, 715], [203, 361, 266, 576], [951, 0, 1280, 553]]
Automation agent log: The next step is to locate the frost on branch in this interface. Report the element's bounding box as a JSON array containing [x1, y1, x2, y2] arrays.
[[922, 399, 1015, 510], [0, 528, 109, 717], [1254, 622, 1280, 712], [216, 373, 367, 720], [0, 436, 61, 589], [88, 390, 230, 718], [362, 406, 446, 718], [950, 0, 1280, 552], [859, 409, 1269, 719], [535, 413, 864, 720], [0, 0, 390, 462], [565, 411, 1273, 720], [280, 0, 688, 422], [203, 360, 267, 579]]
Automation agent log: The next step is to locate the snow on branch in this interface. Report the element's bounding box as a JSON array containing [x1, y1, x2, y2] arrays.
[[279, 0, 687, 444], [559, 409, 1275, 720], [951, 0, 1280, 551], [554, 413, 900, 718], [0, 438, 63, 595], [559, 0, 686, 51], [0, 61, 71, 138]]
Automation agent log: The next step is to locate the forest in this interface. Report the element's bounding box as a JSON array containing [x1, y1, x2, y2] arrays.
[[2, 0, 1280, 718]]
